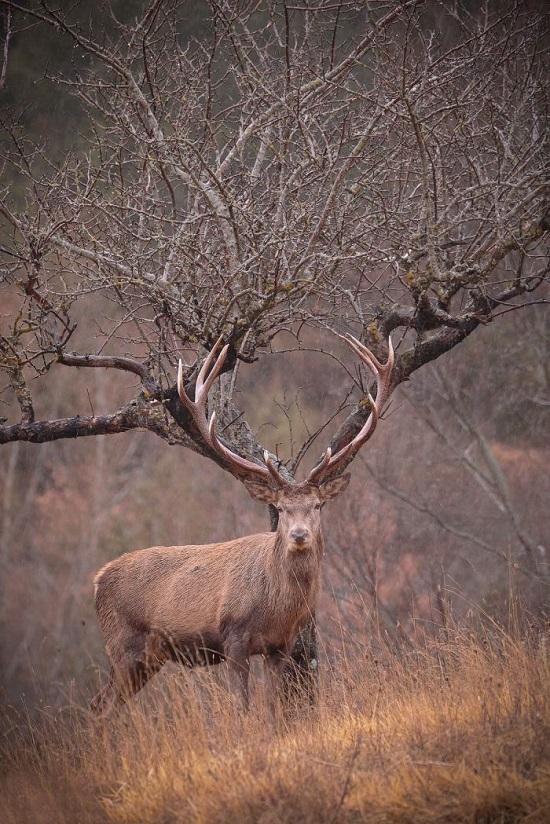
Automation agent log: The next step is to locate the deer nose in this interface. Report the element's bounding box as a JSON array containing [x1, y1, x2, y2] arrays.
[[291, 528, 309, 544]]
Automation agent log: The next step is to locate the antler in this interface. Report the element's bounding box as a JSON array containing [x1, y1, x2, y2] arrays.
[[177, 338, 287, 486], [306, 334, 394, 485], [177, 334, 393, 489]]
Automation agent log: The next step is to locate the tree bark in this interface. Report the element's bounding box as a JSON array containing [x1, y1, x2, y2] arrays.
[[0, 410, 137, 443]]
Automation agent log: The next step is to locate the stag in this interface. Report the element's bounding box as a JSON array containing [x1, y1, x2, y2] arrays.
[[92, 334, 394, 715]]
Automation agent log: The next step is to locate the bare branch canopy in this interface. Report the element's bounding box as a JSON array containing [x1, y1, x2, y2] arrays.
[[0, 0, 548, 478]]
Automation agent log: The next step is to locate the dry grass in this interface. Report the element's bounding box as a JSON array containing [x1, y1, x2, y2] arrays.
[[1, 628, 549, 824]]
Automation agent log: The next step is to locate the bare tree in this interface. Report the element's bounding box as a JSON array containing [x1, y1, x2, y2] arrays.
[[1, 0, 549, 689]]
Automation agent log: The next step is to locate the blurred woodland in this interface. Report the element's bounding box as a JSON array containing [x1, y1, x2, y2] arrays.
[[0, 0, 549, 716]]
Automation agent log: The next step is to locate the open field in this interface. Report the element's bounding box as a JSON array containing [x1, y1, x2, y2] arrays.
[[1, 626, 549, 824]]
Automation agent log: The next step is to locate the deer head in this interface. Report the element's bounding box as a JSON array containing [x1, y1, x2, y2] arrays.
[[239, 477, 351, 552]]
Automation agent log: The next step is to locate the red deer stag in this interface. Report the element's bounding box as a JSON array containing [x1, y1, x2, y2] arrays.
[[91, 334, 394, 715]]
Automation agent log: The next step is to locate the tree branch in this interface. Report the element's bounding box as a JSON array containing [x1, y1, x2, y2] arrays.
[[57, 351, 159, 393], [0, 405, 139, 444]]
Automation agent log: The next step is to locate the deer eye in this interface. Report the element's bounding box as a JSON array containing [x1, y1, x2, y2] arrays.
[[314, 503, 322, 510]]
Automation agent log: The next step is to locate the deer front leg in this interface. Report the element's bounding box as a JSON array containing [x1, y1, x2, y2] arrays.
[[224, 634, 250, 710]]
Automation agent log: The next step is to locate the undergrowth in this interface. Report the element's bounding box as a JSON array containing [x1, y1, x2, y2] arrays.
[[1, 626, 549, 823]]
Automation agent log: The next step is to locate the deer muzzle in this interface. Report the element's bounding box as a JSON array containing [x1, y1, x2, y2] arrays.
[[290, 527, 310, 549]]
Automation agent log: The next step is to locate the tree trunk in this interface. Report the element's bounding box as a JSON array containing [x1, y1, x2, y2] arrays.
[[268, 504, 318, 708]]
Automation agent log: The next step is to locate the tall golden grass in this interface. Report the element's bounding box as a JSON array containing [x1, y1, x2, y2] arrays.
[[1, 624, 549, 824]]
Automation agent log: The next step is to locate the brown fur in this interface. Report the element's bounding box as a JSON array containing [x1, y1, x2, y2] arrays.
[[91, 477, 349, 714]]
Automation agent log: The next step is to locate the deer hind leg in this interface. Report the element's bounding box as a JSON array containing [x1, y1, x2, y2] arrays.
[[91, 630, 167, 717], [90, 668, 125, 717]]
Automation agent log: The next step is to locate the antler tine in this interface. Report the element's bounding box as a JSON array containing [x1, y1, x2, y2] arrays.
[[201, 343, 230, 398], [338, 332, 378, 370], [310, 447, 332, 478], [341, 333, 394, 377], [306, 334, 393, 485], [195, 335, 225, 399], [263, 449, 288, 486]]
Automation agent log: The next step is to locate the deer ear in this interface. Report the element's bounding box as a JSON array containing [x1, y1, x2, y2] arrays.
[[243, 480, 279, 504], [319, 473, 351, 502]]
